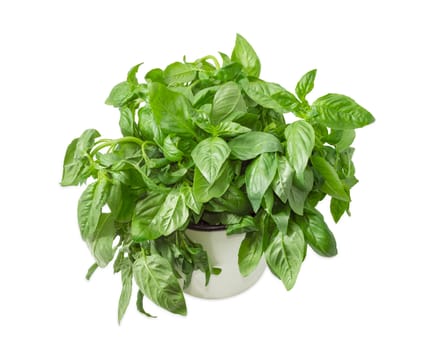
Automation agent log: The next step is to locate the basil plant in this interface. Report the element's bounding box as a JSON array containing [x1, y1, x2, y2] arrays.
[[61, 34, 374, 322]]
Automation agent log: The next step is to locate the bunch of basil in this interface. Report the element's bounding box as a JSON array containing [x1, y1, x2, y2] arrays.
[[61, 34, 374, 322]]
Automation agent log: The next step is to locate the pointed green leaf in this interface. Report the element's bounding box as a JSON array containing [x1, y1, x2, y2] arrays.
[[238, 230, 264, 277], [191, 137, 230, 184], [272, 155, 294, 203], [245, 153, 277, 212], [228, 131, 282, 160], [231, 34, 261, 77], [78, 176, 111, 240], [211, 82, 246, 124], [284, 120, 315, 176], [133, 254, 187, 316], [149, 82, 197, 137], [312, 93, 375, 129], [265, 222, 305, 290], [311, 156, 349, 201], [295, 69, 317, 102], [296, 208, 337, 257]]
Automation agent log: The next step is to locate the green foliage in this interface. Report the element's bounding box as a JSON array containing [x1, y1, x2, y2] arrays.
[[61, 34, 374, 320]]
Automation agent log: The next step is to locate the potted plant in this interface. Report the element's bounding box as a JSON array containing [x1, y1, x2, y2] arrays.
[[61, 34, 374, 322]]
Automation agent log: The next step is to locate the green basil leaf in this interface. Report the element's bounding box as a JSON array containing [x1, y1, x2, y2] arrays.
[[311, 156, 349, 201], [107, 181, 136, 223], [214, 62, 243, 82], [105, 81, 133, 107], [336, 129, 356, 152], [150, 189, 189, 238], [119, 107, 135, 137], [231, 34, 261, 78], [164, 62, 196, 85], [193, 161, 234, 203], [145, 68, 164, 83], [137, 106, 163, 143], [245, 153, 277, 212], [284, 120, 315, 176], [271, 90, 301, 113], [330, 197, 350, 223], [265, 222, 305, 290], [297, 208, 337, 257], [240, 79, 284, 112], [271, 204, 290, 235], [133, 254, 187, 316], [127, 62, 143, 86], [271, 156, 294, 203], [149, 82, 198, 137], [214, 121, 251, 137], [193, 86, 218, 107], [131, 193, 167, 241], [211, 185, 252, 216], [288, 167, 314, 215], [191, 137, 230, 184], [312, 93, 375, 129], [61, 129, 100, 186], [226, 216, 257, 235], [78, 176, 111, 240], [211, 82, 246, 124], [162, 135, 184, 162], [87, 213, 116, 267], [118, 258, 133, 324], [228, 131, 282, 160], [238, 231, 264, 277], [180, 183, 202, 215], [295, 69, 317, 102]]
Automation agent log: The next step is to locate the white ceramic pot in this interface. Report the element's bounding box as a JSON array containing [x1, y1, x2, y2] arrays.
[[184, 226, 266, 299]]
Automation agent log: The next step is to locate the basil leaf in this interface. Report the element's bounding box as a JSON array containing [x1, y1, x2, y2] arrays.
[[238, 230, 264, 277], [240, 79, 284, 112], [311, 156, 349, 201], [295, 69, 317, 102], [336, 129, 356, 152], [288, 168, 314, 215], [87, 213, 116, 267], [265, 222, 305, 290], [297, 208, 337, 257], [284, 120, 315, 177], [145, 68, 164, 83], [162, 135, 184, 162], [330, 197, 350, 223], [210, 185, 252, 216], [214, 62, 243, 82], [85, 263, 98, 280], [271, 90, 301, 113], [118, 258, 133, 324], [198, 121, 251, 137], [61, 129, 100, 186], [211, 82, 246, 124], [107, 181, 136, 223], [126, 62, 143, 86], [231, 34, 261, 77], [151, 189, 189, 238], [119, 107, 135, 137], [78, 176, 111, 240], [180, 183, 202, 215], [191, 137, 230, 184], [149, 82, 198, 137], [226, 216, 257, 235], [193, 161, 233, 203], [133, 254, 187, 316], [271, 156, 294, 203], [131, 193, 167, 241], [105, 81, 133, 107], [245, 153, 277, 212], [228, 131, 282, 160], [164, 62, 196, 85], [137, 106, 163, 143], [312, 93, 375, 129]]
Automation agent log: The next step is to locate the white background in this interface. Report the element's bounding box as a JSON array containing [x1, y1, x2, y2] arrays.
[[1, 0, 429, 348]]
